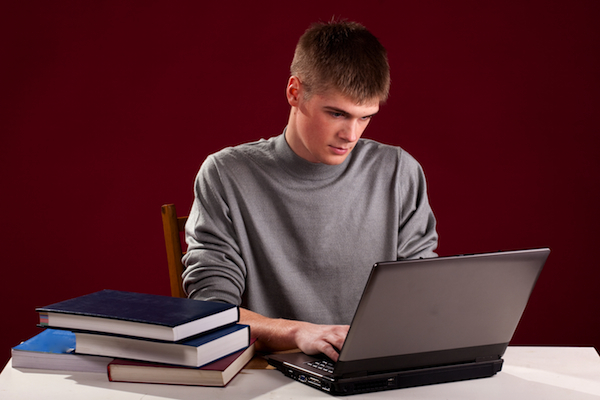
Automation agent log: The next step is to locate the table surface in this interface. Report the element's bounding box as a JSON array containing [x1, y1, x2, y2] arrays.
[[1, 346, 600, 399]]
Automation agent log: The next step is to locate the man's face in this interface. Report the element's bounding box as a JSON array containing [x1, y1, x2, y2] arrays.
[[286, 83, 380, 165]]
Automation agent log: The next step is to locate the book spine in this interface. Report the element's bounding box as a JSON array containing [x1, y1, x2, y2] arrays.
[[39, 313, 49, 326]]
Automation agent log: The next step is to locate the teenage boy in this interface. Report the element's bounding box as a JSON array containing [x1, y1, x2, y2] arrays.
[[183, 20, 438, 361]]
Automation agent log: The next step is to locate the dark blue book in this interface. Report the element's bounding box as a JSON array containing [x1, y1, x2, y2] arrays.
[[11, 329, 112, 373], [36, 290, 239, 342], [76, 324, 251, 367]]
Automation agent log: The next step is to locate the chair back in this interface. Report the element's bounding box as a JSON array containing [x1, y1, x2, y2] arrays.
[[161, 204, 188, 298]]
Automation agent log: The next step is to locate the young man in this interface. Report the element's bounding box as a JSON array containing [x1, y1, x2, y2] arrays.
[[183, 21, 438, 362]]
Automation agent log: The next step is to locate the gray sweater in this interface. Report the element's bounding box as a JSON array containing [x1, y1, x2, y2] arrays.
[[183, 132, 438, 325]]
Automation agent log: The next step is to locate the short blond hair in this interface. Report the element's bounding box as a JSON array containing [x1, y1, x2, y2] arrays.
[[290, 20, 390, 103]]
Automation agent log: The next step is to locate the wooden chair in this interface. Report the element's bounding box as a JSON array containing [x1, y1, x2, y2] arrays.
[[161, 204, 188, 298]]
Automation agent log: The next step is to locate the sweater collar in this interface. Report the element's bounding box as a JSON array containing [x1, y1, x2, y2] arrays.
[[273, 128, 350, 181]]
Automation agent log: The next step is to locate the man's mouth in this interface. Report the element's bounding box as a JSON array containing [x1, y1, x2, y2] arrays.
[[330, 145, 351, 155]]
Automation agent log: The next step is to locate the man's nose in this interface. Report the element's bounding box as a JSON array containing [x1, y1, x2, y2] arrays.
[[339, 120, 360, 142]]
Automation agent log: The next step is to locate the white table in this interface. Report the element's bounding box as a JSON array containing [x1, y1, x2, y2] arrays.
[[1, 347, 599, 399]]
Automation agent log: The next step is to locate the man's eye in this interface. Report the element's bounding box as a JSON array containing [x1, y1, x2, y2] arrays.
[[331, 112, 344, 118]]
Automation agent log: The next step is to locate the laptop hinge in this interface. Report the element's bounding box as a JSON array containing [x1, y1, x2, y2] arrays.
[[476, 355, 500, 363], [339, 370, 369, 379]]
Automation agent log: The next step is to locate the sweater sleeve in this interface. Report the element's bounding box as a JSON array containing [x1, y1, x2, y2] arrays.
[[181, 155, 247, 305], [396, 150, 439, 259]]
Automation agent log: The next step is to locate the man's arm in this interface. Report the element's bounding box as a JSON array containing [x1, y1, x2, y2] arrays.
[[396, 151, 438, 259], [240, 308, 348, 362]]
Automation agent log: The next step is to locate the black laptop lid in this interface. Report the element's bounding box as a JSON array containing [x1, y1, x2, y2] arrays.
[[334, 248, 549, 377]]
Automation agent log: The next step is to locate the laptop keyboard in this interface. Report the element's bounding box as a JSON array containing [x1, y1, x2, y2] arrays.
[[306, 359, 335, 374]]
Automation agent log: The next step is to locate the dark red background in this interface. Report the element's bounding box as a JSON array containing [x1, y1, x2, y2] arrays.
[[2, 1, 599, 368]]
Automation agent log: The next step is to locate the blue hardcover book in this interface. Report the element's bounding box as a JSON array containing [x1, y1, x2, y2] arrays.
[[75, 324, 251, 367], [36, 290, 239, 341], [11, 329, 112, 373]]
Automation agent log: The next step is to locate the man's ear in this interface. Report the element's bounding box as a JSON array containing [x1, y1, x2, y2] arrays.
[[286, 76, 301, 106]]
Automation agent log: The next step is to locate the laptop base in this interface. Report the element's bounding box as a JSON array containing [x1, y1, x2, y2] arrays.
[[268, 357, 503, 396]]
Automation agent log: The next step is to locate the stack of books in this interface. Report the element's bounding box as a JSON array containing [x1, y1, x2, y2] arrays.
[[12, 289, 255, 386]]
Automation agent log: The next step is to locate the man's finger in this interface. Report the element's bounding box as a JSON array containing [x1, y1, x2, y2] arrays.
[[322, 344, 340, 362]]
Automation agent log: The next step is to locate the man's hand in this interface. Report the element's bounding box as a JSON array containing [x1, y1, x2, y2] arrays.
[[292, 321, 349, 361], [240, 308, 349, 362]]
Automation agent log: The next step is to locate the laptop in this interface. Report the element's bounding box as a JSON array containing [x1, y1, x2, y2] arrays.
[[266, 248, 550, 395]]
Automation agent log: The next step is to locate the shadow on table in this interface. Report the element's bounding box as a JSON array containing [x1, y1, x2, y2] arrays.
[[64, 369, 297, 400]]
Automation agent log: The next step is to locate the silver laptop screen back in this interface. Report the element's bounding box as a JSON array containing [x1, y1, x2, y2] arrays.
[[339, 248, 548, 361]]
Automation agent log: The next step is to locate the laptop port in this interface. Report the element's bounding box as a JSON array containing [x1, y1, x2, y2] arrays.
[[298, 375, 307, 382], [308, 377, 321, 386]]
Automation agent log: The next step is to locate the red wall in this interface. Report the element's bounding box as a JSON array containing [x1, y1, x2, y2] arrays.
[[2, 1, 599, 368]]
